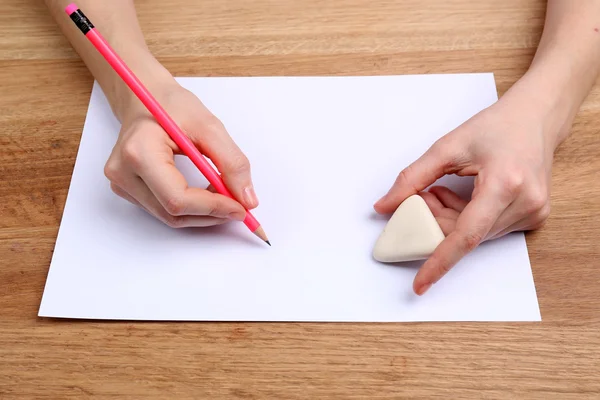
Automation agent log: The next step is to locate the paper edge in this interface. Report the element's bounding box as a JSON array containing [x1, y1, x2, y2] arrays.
[[38, 73, 542, 323], [38, 81, 100, 317]]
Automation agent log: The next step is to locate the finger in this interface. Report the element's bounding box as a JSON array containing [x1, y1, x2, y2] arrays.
[[485, 188, 548, 239], [488, 223, 525, 241], [419, 191, 459, 236], [413, 179, 515, 295], [110, 182, 142, 207], [419, 191, 444, 214], [489, 213, 548, 241], [134, 157, 246, 220], [123, 175, 231, 228], [428, 186, 468, 212], [206, 184, 217, 193], [191, 119, 258, 209], [485, 203, 527, 239], [374, 140, 461, 214]]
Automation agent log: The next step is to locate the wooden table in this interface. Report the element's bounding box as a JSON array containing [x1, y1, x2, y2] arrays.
[[1, 0, 599, 398]]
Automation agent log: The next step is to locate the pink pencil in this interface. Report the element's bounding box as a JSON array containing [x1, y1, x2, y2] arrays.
[[65, 3, 270, 245]]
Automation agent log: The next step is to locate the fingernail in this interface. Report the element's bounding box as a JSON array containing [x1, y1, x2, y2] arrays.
[[243, 186, 259, 208], [416, 283, 432, 296]]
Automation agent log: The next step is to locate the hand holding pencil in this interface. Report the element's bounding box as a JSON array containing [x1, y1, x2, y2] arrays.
[[64, 3, 270, 244], [105, 84, 260, 229]]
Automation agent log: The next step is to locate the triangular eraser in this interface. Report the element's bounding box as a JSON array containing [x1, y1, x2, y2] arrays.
[[373, 194, 445, 263]]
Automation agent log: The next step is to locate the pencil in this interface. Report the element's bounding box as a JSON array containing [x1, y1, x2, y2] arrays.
[[65, 3, 270, 245]]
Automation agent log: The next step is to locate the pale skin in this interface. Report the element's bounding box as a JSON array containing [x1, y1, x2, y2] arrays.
[[46, 0, 600, 295]]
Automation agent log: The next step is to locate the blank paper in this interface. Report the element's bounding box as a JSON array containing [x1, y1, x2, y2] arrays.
[[39, 74, 541, 321]]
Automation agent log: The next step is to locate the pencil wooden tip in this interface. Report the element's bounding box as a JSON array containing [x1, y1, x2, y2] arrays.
[[253, 226, 270, 245]]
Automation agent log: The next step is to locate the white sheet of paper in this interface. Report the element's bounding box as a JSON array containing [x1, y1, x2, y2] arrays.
[[39, 74, 541, 322]]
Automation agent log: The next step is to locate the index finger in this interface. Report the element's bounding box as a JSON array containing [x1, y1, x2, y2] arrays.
[[412, 180, 514, 295], [190, 118, 258, 210], [136, 156, 246, 220], [374, 140, 458, 214]]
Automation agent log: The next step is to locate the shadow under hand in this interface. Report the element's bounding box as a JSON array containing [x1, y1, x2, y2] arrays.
[[380, 259, 423, 271], [175, 223, 267, 249], [368, 211, 390, 221], [111, 203, 267, 249]]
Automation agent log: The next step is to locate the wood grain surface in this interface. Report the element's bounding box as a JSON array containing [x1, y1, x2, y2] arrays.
[[1, 0, 600, 398]]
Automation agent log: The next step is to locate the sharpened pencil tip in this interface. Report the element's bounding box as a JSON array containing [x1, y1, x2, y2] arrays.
[[253, 226, 270, 245]]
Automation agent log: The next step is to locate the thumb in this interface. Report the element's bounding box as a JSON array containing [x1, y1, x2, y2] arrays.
[[374, 139, 461, 214], [191, 118, 258, 209]]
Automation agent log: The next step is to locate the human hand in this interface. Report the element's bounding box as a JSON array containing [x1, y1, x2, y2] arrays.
[[374, 84, 562, 296], [104, 82, 258, 228]]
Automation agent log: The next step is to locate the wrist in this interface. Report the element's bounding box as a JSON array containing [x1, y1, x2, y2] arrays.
[[107, 50, 178, 123], [502, 68, 577, 152]]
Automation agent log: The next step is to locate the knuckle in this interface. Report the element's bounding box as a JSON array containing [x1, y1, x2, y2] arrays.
[[427, 254, 452, 284], [204, 115, 226, 133], [391, 167, 417, 196], [437, 262, 452, 277], [531, 203, 551, 229], [431, 134, 453, 149], [538, 203, 551, 221], [104, 160, 120, 183], [432, 137, 461, 165], [461, 231, 483, 252], [431, 136, 452, 155], [204, 199, 220, 217], [206, 199, 228, 218], [121, 141, 142, 168], [228, 154, 251, 175], [525, 186, 548, 214], [530, 219, 547, 231], [109, 182, 121, 195], [396, 167, 413, 187], [499, 169, 525, 195], [164, 215, 184, 228], [164, 195, 186, 216], [428, 138, 445, 155]]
